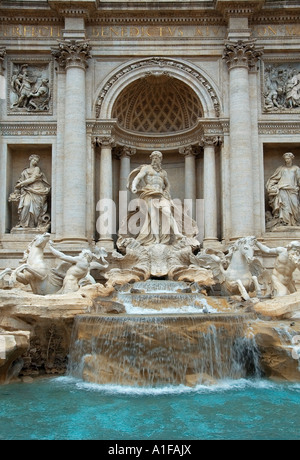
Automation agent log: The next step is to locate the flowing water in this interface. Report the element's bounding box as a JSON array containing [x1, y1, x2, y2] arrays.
[[68, 314, 260, 386], [0, 377, 299, 440], [113, 280, 230, 314]]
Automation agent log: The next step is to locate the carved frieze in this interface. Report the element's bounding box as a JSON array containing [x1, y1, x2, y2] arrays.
[[0, 123, 57, 136], [8, 58, 53, 115], [258, 121, 300, 135], [262, 62, 300, 113]]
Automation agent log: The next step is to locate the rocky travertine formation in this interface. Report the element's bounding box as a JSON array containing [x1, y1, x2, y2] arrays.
[[0, 284, 113, 383], [0, 283, 300, 385], [254, 292, 300, 319], [250, 320, 300, 381]]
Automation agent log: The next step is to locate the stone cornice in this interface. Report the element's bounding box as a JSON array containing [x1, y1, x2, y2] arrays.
[[0, 15, 62, 23], [48, 0, 97, 17], [216, 0, 265, 17], [251, 11, 300, 24], [0, 122, 57, 136], [258, 121, 300, 135], [87, 13, 225, 26], [87, 118, 226, 152]]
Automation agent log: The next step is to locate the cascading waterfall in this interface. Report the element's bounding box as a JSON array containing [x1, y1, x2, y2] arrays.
[[68, 313, 261, 387]]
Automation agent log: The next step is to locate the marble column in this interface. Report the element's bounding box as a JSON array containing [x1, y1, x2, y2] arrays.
[[97, 136, 115, 249], [52, 39, 91, 243], [117, 146, 136, 229], [0, 47, 6, 239], [201, 135, 219, 244], [179, 146, 197, 219], [52, 65, 65, 240], [119, 146, 136, 193], [223, 39, 263, 238]]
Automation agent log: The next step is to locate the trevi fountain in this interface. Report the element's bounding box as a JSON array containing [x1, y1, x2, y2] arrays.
[[0, 0, 300, 441]]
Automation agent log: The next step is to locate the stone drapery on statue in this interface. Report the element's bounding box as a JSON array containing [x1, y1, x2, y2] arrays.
[[9, 154, 51, 231], [117, 151, 199, 249], [266, 152, 300, 228]]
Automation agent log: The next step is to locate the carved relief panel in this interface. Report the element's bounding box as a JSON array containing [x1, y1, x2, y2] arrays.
[[8, 58, 53, 115], [262, 61, 300, 113]]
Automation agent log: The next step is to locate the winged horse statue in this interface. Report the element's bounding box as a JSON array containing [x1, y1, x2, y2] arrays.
[[194, 236, 266, 300]]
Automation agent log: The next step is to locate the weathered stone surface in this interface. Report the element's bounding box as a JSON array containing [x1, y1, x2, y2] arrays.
[[250, 319, 300, 381], [0, 284, 113, 382], [254, 291, 300, 319], [92, 298, 126, 314], [0, 331, 30, 383], [1, 283, 300, 385]]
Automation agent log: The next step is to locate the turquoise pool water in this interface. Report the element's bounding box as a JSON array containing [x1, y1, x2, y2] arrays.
[[0, 377, 299, 440]]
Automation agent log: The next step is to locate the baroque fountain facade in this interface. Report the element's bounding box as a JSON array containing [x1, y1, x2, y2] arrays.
[[1, 0, 300, 385]]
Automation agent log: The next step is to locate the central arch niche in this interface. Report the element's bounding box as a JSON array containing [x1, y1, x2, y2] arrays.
[[112, 74, 203, 134]]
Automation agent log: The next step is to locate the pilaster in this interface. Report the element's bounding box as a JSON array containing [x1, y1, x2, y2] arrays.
[[200, 135, 221, 247], [223, 38, 263, 238], [96, 136, 115, 250], [51, 33, 91, 244]]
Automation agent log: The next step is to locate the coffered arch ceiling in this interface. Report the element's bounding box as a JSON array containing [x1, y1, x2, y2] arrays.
[[112, 74, 203, 134]]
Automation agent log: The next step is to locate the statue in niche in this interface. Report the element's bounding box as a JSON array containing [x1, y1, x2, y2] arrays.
[[117, 150, 198, 248], [10, 64, 51, 112], [9, 154, 51, 231], [266, 152, 300, 228], [256, 240, 300, 297]]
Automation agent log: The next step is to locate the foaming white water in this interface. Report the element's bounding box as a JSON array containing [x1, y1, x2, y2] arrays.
[[123, 301, 217, 315], [53, 376, 299, 396]]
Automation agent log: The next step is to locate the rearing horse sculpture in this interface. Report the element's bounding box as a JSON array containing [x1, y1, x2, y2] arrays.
[[9, 233, 110, 296], [195, 236, 265, 300], [10, 233, 63, 295]]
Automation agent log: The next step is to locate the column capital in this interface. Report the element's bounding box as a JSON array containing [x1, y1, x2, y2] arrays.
[[223, 39, 263, 71], [200, 135, 223, 147], [0, 47, 6, 76], [179, 145, 197, 158], [94, 136, 115, 148], [51, 39, 91, 71], [115, 145, 137, 159]]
